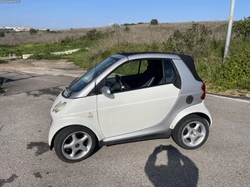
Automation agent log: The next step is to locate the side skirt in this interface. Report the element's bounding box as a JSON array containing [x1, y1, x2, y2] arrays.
[[99, 130, 172, 147]]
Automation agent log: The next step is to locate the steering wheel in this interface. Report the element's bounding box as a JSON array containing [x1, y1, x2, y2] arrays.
[[115, 75, 125, 90]]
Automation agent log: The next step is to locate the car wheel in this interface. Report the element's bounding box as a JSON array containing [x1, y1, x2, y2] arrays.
[[54, 126, 97, 163], [172, 115, 209, 150]]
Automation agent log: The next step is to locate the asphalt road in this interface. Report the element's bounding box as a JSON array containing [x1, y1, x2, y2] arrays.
[[0, 71, 250, 187]]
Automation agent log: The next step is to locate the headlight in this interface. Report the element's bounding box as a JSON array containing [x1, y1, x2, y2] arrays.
[[53, 102, 67, 113]]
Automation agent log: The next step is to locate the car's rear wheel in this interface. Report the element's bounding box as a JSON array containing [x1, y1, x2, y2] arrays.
[[172, 115, 209, 149], [54, 126, 96, 163]]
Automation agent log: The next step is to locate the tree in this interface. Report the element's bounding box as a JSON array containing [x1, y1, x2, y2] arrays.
[[29, 28, 38, 35], [0, 31, 5, 37], [124, 26, 130, 32], [150, 19, 159, 25], [113, 23, 120, 28]]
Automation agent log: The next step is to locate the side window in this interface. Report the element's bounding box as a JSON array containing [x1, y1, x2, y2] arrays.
[[163, 59, 177, 84], [111, 60, 140, 77], [138, 60, 148, 74], [104, 59, 164, 94]]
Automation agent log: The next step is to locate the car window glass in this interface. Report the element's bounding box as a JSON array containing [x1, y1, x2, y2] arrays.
[[164, 59, 177, 84], [105, 59, 163, 94], [111, 60, 140, 77], [139, 60, 148, 74], [67, 57, 119, 94]]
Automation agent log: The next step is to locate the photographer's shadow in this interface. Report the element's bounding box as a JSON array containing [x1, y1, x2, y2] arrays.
[[145, 145, 199, 187]]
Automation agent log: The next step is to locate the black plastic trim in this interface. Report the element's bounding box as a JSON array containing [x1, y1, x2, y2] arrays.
[[99, 130, 172, 146]]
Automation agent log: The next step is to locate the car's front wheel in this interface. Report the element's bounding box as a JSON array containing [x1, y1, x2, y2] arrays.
[[172, 115, 209, 150], [54, 126, 96, 163]]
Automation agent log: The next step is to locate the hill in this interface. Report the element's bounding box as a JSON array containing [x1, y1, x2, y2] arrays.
[[0, 21, 227, 45]]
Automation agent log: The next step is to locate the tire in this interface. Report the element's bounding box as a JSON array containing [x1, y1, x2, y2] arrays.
[[54, 126, 97, 163], [172, 115, 209, 150]]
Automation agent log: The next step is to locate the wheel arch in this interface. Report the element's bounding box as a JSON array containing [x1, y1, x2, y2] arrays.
[[169, 102, 212, 130], [195, 112, 211, 126], [49, 124, 98, 150], [174, 113, 211, 128]]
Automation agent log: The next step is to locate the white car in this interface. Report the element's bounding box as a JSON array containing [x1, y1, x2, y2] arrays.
[[48, 52, 212, 163]]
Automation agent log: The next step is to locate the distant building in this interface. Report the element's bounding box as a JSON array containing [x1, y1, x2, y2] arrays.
[[0, 26, 32, 32]]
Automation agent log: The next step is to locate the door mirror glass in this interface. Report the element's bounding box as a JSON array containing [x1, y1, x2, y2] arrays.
[[101, 86, 111, 96]]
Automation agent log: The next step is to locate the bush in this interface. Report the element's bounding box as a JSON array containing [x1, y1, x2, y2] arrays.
[[0, 59, 8, 64], [124, 26, 130, 32], [86, 29, 103, 40], [167, 24, 213, 58], [213, 53, 250, 90], [0, 31, 5, 37], [123, 23, 136, 26], [60, 36, 73, 45], [233, 17, 250, 39], [150, 19, 159, 25], [29, 28, 38, 35], [113, 23, 120, 28]]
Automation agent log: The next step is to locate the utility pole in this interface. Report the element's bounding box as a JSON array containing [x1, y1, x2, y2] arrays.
[[223, 0, 236, 63]]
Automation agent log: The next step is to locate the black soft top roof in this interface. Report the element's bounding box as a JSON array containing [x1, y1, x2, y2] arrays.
[[119, 52, 186, 57], [179, 55, 202, 82]]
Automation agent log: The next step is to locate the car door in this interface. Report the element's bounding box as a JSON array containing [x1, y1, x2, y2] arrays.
[[97, 59, 180, 138]]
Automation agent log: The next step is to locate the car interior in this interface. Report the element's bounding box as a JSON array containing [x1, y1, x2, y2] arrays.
[[105, 59, 166, 93]]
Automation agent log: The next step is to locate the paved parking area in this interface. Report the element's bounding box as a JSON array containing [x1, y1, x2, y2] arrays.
[[0, 72, 250, 187]]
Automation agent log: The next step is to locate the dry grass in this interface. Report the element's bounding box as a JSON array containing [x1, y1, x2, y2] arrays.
[[90, 21, 227, 57], [0, 26, 113, 45], [0, 21, 227, 45]]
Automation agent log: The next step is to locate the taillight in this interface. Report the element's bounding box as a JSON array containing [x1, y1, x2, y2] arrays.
[[201, 83, 206, 100]]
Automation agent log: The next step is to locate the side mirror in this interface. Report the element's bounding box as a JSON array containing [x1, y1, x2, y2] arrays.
[[101, 86, 111, 96]]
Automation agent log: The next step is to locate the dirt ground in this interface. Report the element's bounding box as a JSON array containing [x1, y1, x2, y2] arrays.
[[0, 59, 84, 78]]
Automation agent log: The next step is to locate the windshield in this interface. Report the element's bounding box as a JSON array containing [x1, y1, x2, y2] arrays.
[[64, 57, 119, 96]]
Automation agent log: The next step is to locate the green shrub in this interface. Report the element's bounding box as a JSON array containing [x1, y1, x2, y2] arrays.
[[214, 53, 250, 90], [86, 29, 103, 40], [167, 24, 213, 58], [113, 23, 120, 28], [124, 26, 130, 32], [233, 17, 250, 39], [0, 59, 8, 64], [60, 36, 73, 45], [29, 28, 38, 35], [211, 39, 224, 58], [123, 23, 136, 26], [150, 19, 159, 25], [0, 31, 5, 37]]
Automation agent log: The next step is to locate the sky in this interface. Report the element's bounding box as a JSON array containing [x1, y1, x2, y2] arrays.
[[0, 0, 249, 29]]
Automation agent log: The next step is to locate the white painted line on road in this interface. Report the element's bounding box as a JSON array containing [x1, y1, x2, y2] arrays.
[[207, 94, 250, 104]]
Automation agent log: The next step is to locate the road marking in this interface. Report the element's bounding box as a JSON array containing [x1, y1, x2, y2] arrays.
[[207, 94, 250, 104]]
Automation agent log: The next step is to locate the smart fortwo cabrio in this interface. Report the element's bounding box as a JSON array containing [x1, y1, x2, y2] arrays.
[[48, 52, 212, 163]]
